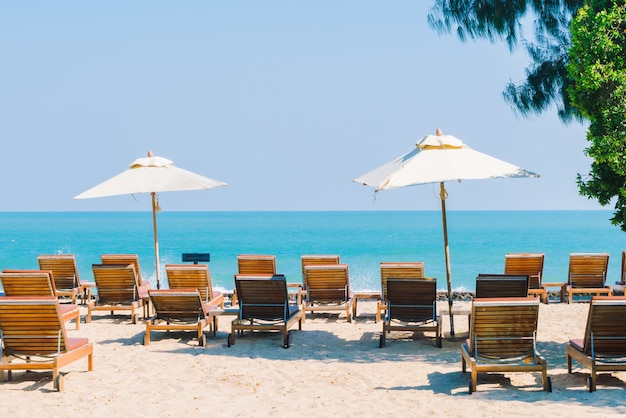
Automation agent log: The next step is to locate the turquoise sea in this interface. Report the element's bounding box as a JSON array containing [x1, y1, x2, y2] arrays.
[[1, 211, 625, 293]]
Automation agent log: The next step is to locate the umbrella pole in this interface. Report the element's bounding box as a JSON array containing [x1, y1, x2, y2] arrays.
[[151, 192, 161, 289], [440, 182, 455, 341]]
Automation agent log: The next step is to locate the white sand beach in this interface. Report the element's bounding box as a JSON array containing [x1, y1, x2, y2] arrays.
[[0, 300, 625, 417]]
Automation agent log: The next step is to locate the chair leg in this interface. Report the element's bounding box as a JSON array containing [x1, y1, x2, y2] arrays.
[[567, 354, 572, 373]]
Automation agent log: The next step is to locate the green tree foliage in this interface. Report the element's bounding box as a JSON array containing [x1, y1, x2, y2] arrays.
[[568, 2, 626, 229], [428, 1, 583, 121]]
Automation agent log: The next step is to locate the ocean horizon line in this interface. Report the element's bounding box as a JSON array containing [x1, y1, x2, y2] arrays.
[[0, 209, 616, 214]]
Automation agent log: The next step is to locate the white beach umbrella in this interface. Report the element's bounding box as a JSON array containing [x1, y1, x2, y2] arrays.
[[74, 151, 227, 288], [353, 129, 539, 340]]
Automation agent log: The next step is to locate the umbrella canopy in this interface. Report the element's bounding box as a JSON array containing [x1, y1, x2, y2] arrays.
[[74, 151, 227, 288], [355, 131, 538, 190], [354, 129, 539, 340]]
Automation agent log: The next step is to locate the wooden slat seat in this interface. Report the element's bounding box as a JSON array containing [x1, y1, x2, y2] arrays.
[[566, 296, 626, 391], [0, 270, 81, 329], [165, 264, 223, 308], [300, 255, 340, 298], [0, 296, 93, 391], [566, 253, 611, 303], [237, 254, 277, 275], [229, 275, 303, 348], [504, 253, 552, 303], [303, 264, 353, 322], [166, 263, 225, 330], [475, 274, 530, 299], [145, 289, 211, 346], [87, 264, 145, 324], [461, 298, 551, 393], [37, 254, 83, 304], [380, 278, 441, 348], [378, 262, 425, 322], [618, 251, 626, 285], [101, 254, 152, 315]]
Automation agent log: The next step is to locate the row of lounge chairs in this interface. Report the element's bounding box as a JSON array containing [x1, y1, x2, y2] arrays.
[[1, 252, 625, 392]]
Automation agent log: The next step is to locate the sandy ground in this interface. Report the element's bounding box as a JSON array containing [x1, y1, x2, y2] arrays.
[[0, 300, 625, 417]]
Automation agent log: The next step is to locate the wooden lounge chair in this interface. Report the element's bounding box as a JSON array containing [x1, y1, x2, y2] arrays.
[[0, 270, 81, 330], [378, 262, 425, 323], [37, 254, 84, 304], [504, 253, 550, 303], [303, 264, 354, 322], [165, 264, 224, 308], [145, 289, 212, 346], [229, 275, 303, 348], [166, 263, 225, 329], [461, 298, 551, 394], [566, 253, 611, 303], [237, 254, 276, 275], [379, 278, 441, 348], [566, 296, 626, 392], [300, 255, 341, 298], [101, 253, 152, 288], [618, 251, 626, 286], [0, 296, 93, 392], [101, 254, 152, 313], [87, 264, 146, 324], [234, 255, 279, 306], [475, 274, 530, 298]]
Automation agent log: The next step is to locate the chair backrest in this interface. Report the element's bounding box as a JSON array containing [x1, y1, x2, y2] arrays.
[[621, 251, 626, 285], [91, 264, 139, 304], [380, 262, 425, 301], [234, 274, 289, 321], [580, 296, 626, 356], [101, 254, 143, 286], [0, 271, 57, 297], [148, 289, 206, 322], [301, 255, 340, 288], [386, 278, 437, 323], [165, 264, 215, 302], [475, 274, 529, 298], [304, 264, 351, 303], [0, 296, 69, 356], [568, 253, 609, 288], [504, 253, 544, 290], [237, 254, 277, 275], [37, 254, 80, 291], [470, 298, 540, 360]]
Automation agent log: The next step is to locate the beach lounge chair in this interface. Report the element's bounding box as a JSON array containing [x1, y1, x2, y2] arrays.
[[618, 251, 626, 286], [378, 262, 425, 323], [101, 254, 152, 313], [0, 296, 93, 391], [566, 296, 626, 392], [475, 274, 530, 299], [237, 254, 277, 275], [100, 253, 152, 288], [0, 270, 81, 330], [229, 274, 303, 348], [87, 264, 146, 324], [303, 264, 354, 322], [504, 253, 550, 303], [566, 253, 611, 303], [166, 263, 225, 330], [379, 278, 441, 348], [165, 264, 224, 308], [461, 297, 551, 394], [300, 255, 341, 301], [37, 254, 84, 304], [234, 255, 279, 306], [144, 289, 212, 346]]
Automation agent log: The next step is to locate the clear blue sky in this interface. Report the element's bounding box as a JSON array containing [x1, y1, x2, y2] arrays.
[[0, 1, 603, 212]]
